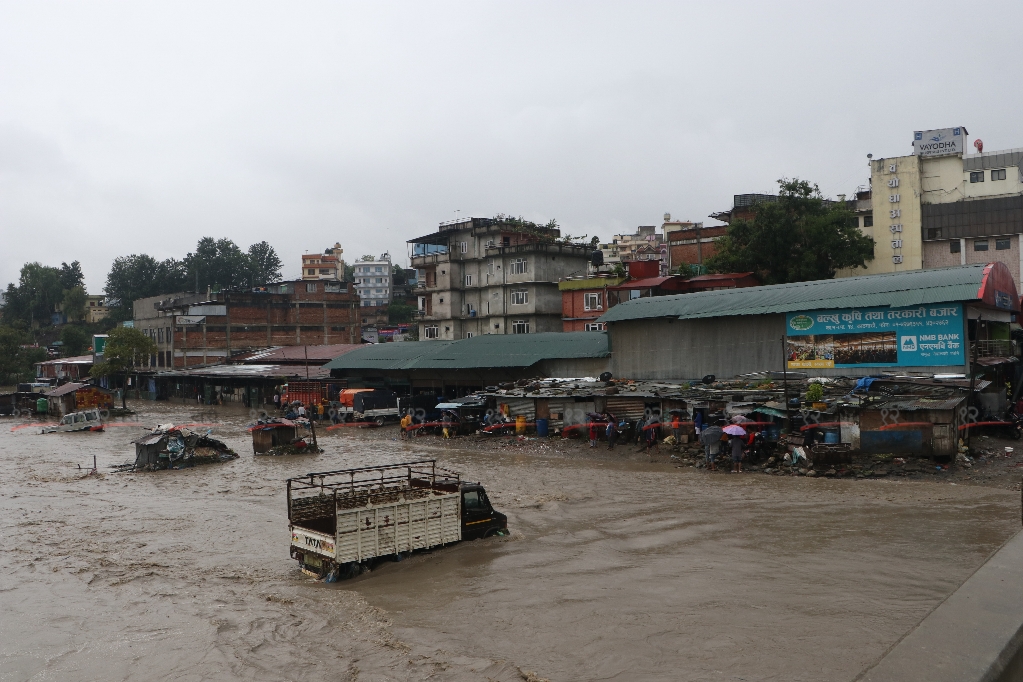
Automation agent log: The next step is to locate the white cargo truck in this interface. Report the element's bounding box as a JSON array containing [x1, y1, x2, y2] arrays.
[[287, 460, 507, 579]]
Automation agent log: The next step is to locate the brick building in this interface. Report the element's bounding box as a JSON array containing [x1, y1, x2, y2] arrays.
[[133, 280, 360, 368], [559, 275, 627, 332], [665, 222, 728, 270]]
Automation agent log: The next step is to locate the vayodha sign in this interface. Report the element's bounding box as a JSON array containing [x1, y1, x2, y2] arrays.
[[785, 304, 964, 369]]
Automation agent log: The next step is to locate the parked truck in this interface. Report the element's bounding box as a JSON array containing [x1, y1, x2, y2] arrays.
[[281, 382, 324, 407], [287, 460, 507, 579]]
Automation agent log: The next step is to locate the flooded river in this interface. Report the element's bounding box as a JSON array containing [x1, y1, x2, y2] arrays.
[[1, 402, 1019, 681]]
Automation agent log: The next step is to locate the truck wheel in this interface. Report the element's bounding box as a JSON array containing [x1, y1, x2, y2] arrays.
[[375, 416, 385, 427]]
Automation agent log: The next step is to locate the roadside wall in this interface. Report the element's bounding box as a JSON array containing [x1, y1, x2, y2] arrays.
[[858, 529, 1023, 682]]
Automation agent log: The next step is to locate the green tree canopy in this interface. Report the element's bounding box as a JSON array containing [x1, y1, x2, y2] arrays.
[[62, 285, 88, 323], [90, 326, 157, 407], [59, 261, 85, 290], [704, 178, 875, 284], [2, 263, 65, 328], [0, 326, 46, 384], [60, 324, 90, 356], [247, 241, 283, 286], [104, 254, 187, 321], [184, 237, 251, 291]]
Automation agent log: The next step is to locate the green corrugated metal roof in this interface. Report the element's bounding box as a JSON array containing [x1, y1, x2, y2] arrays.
[[321, 340, 458, 371], [598, 264, 989, 323], [323, 332, 609, 371]]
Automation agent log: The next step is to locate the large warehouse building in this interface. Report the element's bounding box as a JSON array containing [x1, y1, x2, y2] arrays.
[[598, 262, 1018, 380]]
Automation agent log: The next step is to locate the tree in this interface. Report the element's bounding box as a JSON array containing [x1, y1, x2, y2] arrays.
[[360, 255, 375, 262], [0, 326, 46, 385], [62, 286, 88, 323], [675, 263, 695, 278], [90, 326, 157, 408], [387, 301, 415, 324], [704, 178, 875, 284], [105, 254, 187, 321], [184, 237, 251, 292], [60, 324, 90, 356], [1, 263, 64, 329], [59, 261, 85, 290], [247, 241, 283, 286]]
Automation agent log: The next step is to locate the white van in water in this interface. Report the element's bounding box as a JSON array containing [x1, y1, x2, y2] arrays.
[[41, 409, 104, 434]]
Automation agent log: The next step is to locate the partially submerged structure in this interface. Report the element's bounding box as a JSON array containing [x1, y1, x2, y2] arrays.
[[132, 425, 238, 470], [250, 417, 319, 455], [42, 382, 114, 417]]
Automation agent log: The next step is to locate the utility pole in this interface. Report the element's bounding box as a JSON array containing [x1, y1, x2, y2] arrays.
[[781, 335, 790, 434]]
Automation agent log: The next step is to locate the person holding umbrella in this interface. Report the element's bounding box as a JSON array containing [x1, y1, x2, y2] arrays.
[[699, 420, 724, 471], [723, 423, 748, 473]]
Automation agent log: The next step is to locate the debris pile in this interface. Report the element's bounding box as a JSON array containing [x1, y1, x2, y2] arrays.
[[130, 424, 238, 470]]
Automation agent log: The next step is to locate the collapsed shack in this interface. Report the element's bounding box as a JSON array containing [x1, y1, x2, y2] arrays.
[[131, 425, 238, 470], [250, 417, 321, 455]]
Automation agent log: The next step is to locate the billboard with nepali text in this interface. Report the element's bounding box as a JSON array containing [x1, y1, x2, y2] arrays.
[[785, 304, 965, 369]]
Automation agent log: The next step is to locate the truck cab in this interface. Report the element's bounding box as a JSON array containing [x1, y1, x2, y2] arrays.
[[460, 483, 507, 540]]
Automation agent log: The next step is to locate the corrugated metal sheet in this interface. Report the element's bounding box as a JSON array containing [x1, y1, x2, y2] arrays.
[[499, 398, 536, 419], [324, 333, 609, 372], [598, 264, 988, 323], [605, 396, 647, 420]]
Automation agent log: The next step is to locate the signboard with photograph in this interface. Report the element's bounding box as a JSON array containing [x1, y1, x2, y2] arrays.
[[785, 304, 965, 369]]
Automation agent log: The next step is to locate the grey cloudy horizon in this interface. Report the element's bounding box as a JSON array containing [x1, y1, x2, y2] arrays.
[[2, 1, 1022, 293]]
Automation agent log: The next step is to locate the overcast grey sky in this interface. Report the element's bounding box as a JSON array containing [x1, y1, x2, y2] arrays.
[[2, 1, 1022, 292]]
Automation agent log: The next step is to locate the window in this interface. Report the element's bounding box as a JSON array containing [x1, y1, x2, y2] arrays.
[[584, 322, 605, 332], [997, 238, 1011, 250], [425, 326, 439, 339], [863, 215, 873, 227], [993, 169, 1007, 181], [950, 240, 961, 254], [157, 328, 164, 343], [926, 228, 942, 240], [459, 241, 468, 253], [319, 268, 330, 275], [970, 171, 985, 183], [502, 237, 511, 246], [511, 289, 528, 305], [584, 293, 602, 310], [375, 267, 382, 272], [306, 283, 319, 292], [974, 240, 989, 251], [512, 320, 530, 334], [306, 269, 315, 275], [464, 274, 474, 286], [465, 332, 473, 338], [511, 258, 527, 274]]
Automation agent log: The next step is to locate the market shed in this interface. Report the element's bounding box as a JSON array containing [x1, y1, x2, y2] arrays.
[[324, 332, 611, 397], [43, 382, 115, 416], [598, 263, 1019, 380]]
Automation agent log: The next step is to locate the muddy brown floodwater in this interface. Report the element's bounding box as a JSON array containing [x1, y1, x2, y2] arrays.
[[1, 402, 1019, 682]]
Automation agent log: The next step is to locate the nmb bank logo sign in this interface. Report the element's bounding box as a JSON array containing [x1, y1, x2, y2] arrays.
[[913, 127, 966, 157], [784, 304, 965, 369]]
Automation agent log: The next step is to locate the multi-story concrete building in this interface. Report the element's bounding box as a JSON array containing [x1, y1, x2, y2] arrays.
[[842, 127, 1023, 289], [301, 243, 344, 281], [353, 253, 393, 308], [409, 217, 592, 340], [133, 280, 359, 368]]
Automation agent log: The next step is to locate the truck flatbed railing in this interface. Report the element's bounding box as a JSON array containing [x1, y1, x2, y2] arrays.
[[287, 459, 461, 522]]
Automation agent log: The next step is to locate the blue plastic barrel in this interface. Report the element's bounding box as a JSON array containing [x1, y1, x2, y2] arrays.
[[823, 430, 840, 444], [536, 418, 549, 437]]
